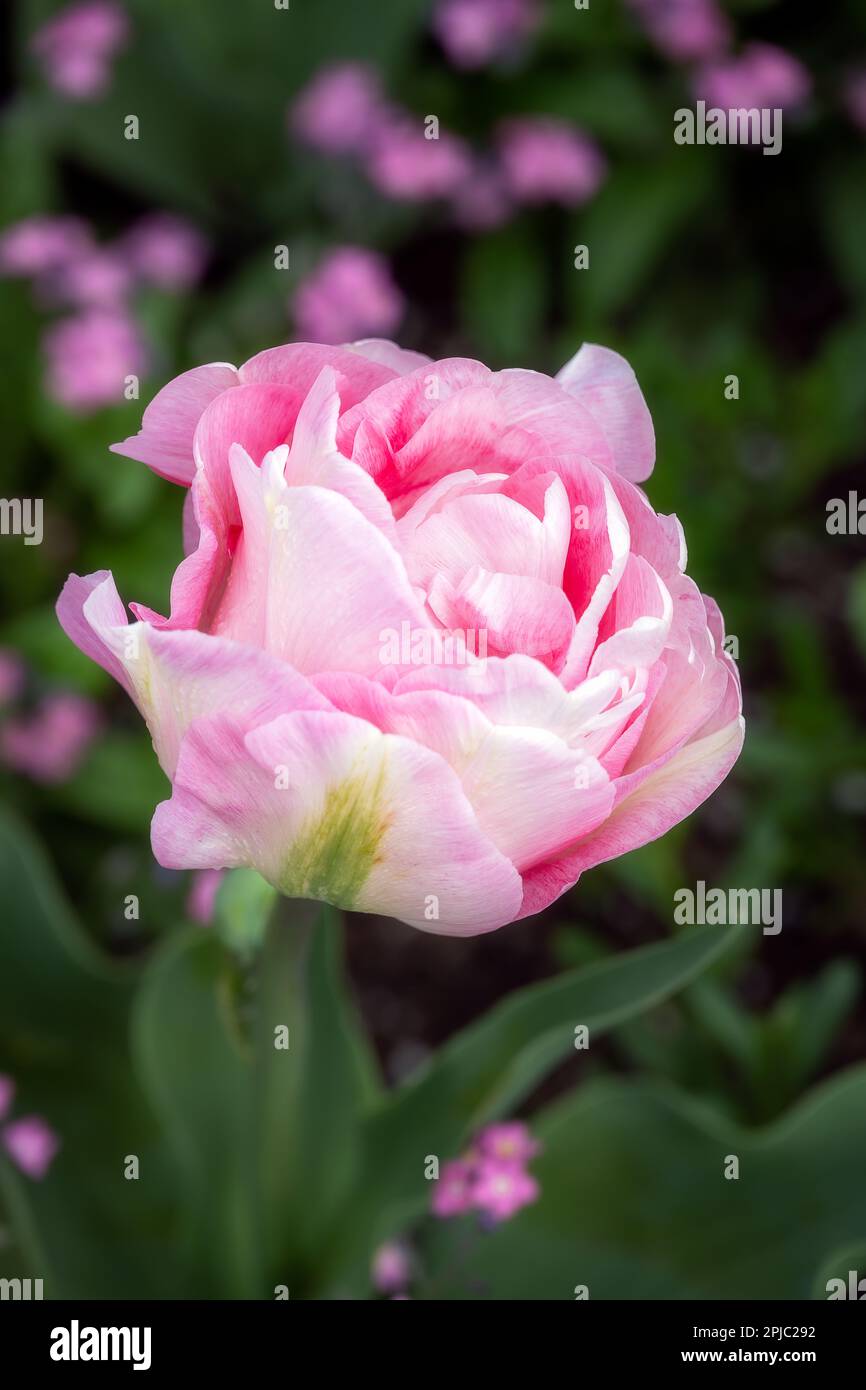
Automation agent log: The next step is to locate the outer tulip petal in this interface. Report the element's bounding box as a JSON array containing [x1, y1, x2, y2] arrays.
[[344, 338, 432, 374], [152, 708, 523, 934], [57, 572, 331, 778], [312, 670, 614, 871], [111, 363, 240, 485], [556, 343, 655, 483], [517, 713, 745, 920]]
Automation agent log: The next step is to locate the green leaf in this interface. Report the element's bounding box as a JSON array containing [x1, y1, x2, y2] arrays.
[[350, 924, 745, 1255], [255, 902, 380, 1292], [0, 812, 165, 1298], [425, 1067, 866, 1299], [131, 929, 259, 1297]]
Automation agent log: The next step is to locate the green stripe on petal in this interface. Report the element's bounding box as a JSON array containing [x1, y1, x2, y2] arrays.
[[279, 758, 389, 909]]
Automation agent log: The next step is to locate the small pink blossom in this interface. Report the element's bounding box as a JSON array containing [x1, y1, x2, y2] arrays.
[[367, 120, 473, 201], [1, 692, 100, 783], [0, 650, 26, 709], [292, 247, 403, 344], [30, 1, 129, 101], [0, 1075, 15, 1123], [497, 118, 607, 207], [47, 247, 131, 308], [473, 1158, 539, 1221], [2, 1117, 61, 1180], [187, 868, 224, 925], [0, 216, 92, 277], [43, 308, 148, 411], [627, 0, 730, 64], [291, 63, 390, 156], [123, 214, 208, 291], [371, 1241, 412, 1294], [431, 1159, 477, 1217], [695, 42, 812, 113], [477, 1120, 540, 1165], [433, 0, 541, 70]]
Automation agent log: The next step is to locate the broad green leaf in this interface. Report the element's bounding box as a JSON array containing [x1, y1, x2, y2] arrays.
[[348, 924, 745, 1260], [425, 1067, 866, 1299], [0, 812, 165, 1298], [131, 929, 258, 1298]]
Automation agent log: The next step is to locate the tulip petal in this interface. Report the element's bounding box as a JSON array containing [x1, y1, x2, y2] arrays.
[[152, 708, 523, 934]]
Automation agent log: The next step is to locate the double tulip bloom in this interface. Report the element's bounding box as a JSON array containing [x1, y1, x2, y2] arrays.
[[58, 338, 743, 934]]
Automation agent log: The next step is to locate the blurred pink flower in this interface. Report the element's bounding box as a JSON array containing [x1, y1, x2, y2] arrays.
[[0, 1075, 14, 1122], [452, 164, 512, 231], [433, 0, 541, 69], [291, 62, 390, 156], [497, 117, 607, 206], [0, 649, 26, 709], [187, 868, 224, 925], [0, 216, 92, 277], [371, 1241, 412, 1294], [695, 42, 812, 112], [43, 307, 148, 411], [627, 0, 730, 64], [473, 1158, 539, 1221], [123, 214, 208, 291], [46, 247, 132, 308], [30, 0, 129, 100], [2, 1116, 61, 1180], [1, 692, 100, 784], [431, 1159, 477, 1217], [844, 69, 866, 133], [292, 247, 403, 344], [477, 1120, 540, 1164], [367, 119, 473, 201]]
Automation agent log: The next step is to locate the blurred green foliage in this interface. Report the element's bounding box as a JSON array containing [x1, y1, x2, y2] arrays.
[[1, 0, 865, 1298]]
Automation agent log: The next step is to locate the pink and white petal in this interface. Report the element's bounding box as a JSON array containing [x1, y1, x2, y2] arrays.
[[210, 449, 433, 676], [491, 368, 613, 468], [393, 653, 626, 747], [560, 470, 631, 687], [192, 382, 302, 518], [428, 567, 575, 666], [56, 570, 135, 696], [336, 357, 491, 459], [303, 669, 611, 871], [555, 344, 655, 483], [111, 363, 240, 485], [457, 728, 614, 872], [239, 340, 396, 402], [285, 367, 396, 540], [588, 556, 673, 678], [402, 477, 570, 594], [394, 385, 506, 487], [343, 338, 432, 375], [517, 713, 745, 920], [152, 709, 523, 934], [132, 627, 331, 777]]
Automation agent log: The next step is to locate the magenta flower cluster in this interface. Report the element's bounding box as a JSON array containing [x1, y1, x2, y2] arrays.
[[0, 1075, 60, 1180], [0, 213, 207, 411], [432, 1121, 541, 1222], [627, 1, 811, 114], [432, 0, 542, 70], [30, 0, 129, 102], [290, 62, 606, 227]]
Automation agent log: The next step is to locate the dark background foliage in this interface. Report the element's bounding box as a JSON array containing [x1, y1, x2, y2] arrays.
[[0, 0, 865, 1299]]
